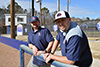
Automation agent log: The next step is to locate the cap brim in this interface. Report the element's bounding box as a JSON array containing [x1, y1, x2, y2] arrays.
[[31, 20, 39, 23], [53, 17, 67, 22]]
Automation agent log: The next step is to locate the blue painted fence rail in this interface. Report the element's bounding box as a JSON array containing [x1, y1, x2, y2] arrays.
[[20, 45, 78, 67]]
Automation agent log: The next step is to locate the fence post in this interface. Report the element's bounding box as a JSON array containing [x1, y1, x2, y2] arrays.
[[20, 47, 25, 67]]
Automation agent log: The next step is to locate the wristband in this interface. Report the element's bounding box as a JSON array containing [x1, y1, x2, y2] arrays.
[[48, 59, 54, 64], [44, 50, 47, 53], [51, 52, 53, 54]]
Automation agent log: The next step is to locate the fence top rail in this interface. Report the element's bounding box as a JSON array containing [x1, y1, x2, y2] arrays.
[[20, 45, 78, 67]]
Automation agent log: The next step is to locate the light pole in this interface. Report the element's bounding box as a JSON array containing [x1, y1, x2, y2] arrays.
[[10, 0, 15, 39], [57, 0, 60, 12], [36, 0, 42, 25], [32, 0, 34, 16], [67, 0, 70, 13]]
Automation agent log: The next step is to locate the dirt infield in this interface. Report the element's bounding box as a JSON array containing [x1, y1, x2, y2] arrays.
[[89, 41, 100, 60], [0, 42, 31, 67]]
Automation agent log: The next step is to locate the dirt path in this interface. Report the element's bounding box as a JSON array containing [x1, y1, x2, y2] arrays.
[[0, 42, 31, 67]]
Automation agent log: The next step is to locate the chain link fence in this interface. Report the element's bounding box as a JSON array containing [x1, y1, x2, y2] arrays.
[[0, 20, 100, 37], [44, 20, 100, 37], [76, 20, 100, 37], [0, 26, 7, 35]]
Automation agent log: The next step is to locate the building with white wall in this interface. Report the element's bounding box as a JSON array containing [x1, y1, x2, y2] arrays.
[[4, 14, 31, 35], [5, 14, 29, 26]]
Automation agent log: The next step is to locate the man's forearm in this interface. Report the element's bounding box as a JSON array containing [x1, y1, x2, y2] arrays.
[[51, 54, 75, 65], [51, 40, 59, 54], [45, 41, 54, 52]]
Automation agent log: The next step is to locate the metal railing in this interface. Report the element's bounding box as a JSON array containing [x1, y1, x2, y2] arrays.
[[20, 45, 78, 67]]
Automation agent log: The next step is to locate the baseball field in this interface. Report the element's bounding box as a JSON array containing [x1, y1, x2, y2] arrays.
[[88, 37, 100, 60]]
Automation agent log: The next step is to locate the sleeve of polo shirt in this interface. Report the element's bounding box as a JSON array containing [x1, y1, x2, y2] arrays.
[[27, 33, 31, 44], [27, 36, 30, 44], [46, 29, 54, 43], [65, 35, 82, 61]]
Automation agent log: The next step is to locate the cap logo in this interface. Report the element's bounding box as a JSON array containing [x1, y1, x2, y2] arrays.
[[57, 13, 62, 17], [33, 17, 35, 20]]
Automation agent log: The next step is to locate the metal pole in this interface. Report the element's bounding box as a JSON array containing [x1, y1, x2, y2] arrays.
[[19, 45, 78, 67], [32, 0, 34, 16], [67, 0, 69, 13], [20, 48, 25, 67], [57, 0, 60, 11], [10, 0, 15, 39], [39, 0, 42, 25]]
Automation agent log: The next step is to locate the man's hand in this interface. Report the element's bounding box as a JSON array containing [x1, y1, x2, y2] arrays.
[[36, 51, 45, 56], [43, 53, 53, 64], [29, 44, 33, 49], [45, 53, 52, 64], [32, 46, 38, 56], [43, 53, 50, 60]]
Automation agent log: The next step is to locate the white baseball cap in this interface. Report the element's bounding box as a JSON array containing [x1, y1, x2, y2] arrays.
[[53, 11, 70, 22]]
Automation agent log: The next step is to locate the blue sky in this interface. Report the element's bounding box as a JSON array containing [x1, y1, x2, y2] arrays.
[[0, 0, 100, 20]]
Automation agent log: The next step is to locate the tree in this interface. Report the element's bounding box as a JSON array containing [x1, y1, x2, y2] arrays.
[[71, 17, 75, 22], [0, 2, 29, 26], [52, 11, 57, 18], [0, 7, 7, 24], [41, 7, 50, 24], [24, 9, 27, 13], [6, 2, 27, 14], [86, 17, 90, 20]]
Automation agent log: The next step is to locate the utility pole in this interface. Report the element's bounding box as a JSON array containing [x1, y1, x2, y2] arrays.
[[67, 0, 70, 13], [57, 0, 60, 12], [39, 0, 42, 25], [32, 0, 34, 16], [10, 0, 15, 39]]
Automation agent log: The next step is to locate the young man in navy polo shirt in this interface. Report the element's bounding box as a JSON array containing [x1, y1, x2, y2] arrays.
[[44, 11, 93, 67], [28, 16, 54, 67]]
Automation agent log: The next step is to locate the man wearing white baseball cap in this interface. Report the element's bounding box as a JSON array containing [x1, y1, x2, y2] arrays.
[[44, 11, 93, 67]]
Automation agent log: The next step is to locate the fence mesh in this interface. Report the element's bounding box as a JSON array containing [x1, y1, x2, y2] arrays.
[[44, 20, 100, 37]]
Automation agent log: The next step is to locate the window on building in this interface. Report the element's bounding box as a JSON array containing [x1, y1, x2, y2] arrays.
[[8, 18, 11, 22], [17, 17, 23, 22]]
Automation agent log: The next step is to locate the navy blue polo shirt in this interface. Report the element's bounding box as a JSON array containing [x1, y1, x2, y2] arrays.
[[56, 22, 92, 67], [28, 27, 54, 65]]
